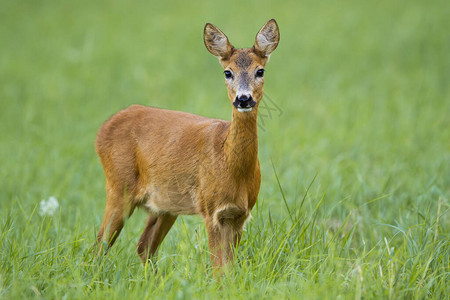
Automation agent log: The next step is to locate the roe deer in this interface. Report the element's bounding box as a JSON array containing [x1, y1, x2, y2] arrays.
[[94, 19, 280, 271]]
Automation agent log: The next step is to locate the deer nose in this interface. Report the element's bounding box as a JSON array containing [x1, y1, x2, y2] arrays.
[[237, 95, 251, 102], [234, 95, 256, 108]]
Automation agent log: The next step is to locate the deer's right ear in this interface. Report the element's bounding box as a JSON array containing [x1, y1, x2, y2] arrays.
[[204, 23, 233, 59]]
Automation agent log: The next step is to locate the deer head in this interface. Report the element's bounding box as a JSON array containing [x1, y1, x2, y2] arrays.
[[204, 19, 280, 113]]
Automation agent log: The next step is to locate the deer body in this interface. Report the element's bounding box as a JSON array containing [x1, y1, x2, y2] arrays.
[[95, 19, 279, 270]]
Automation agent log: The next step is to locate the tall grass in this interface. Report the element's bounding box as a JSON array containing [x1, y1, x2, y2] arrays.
[[1, 0, 449, 298]]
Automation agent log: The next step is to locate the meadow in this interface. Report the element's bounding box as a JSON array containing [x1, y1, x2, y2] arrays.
[[0, 0, 449, 298]]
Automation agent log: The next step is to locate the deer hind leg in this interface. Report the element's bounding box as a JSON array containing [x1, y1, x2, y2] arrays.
[[205, 205, 248, 271], [137, 213, 177, 264], [95, 187, 136, 256]]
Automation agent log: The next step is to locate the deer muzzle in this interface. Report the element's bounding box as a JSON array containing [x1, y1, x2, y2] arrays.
[[233, 95, 257, 112]]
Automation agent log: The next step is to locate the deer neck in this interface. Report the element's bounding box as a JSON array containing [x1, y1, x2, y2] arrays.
[[224, 108, 259, 177]]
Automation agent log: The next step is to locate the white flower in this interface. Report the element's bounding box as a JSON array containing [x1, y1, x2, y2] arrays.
[[39, 196, 59, 216]]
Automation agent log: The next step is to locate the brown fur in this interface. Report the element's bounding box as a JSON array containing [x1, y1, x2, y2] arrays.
[[94, 19, 279, 273]]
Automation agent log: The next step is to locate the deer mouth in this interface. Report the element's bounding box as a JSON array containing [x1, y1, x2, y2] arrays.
[[233, 99, 257, 112], [237, 107, 253, 112]]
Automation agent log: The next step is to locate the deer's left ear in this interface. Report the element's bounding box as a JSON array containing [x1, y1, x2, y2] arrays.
[[254, 19, 280, 58]]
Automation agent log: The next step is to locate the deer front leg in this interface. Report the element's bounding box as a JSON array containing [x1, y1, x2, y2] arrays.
[[205, 205, 248, 272]]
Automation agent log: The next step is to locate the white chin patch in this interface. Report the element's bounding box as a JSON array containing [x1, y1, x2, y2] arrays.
[[237, 107, 253, 112]]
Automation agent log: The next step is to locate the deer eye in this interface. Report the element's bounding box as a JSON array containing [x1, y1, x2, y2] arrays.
[[256, 69, 265, 78], [224, 70, 233, 79]]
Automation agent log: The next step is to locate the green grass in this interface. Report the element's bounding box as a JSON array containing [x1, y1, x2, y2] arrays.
[[1, 0, 449, 298]]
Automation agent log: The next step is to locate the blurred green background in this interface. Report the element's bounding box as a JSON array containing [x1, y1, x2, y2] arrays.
[[0, 0, 449, 298]]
